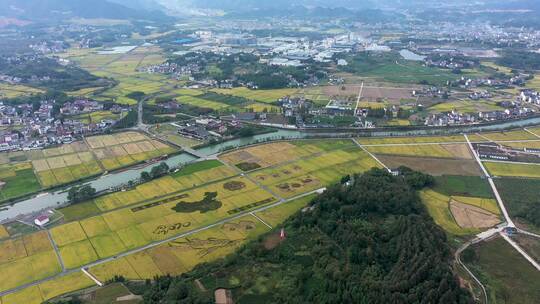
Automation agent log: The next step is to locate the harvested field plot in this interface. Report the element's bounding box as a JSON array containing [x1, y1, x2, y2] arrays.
[[478, 130, 538, 141], [419, 190, 479, 235], [321, 85, 414, 101], [497, 140, 540, 149], [449, 200, 499, 228], [366, 143, 473, 159], [484, 162, 540, 178], [211, 87, 298, 103], [377, 155, 482, 176]]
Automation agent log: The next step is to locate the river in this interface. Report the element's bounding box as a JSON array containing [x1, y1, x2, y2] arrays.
[[2, 116, 540, 222]]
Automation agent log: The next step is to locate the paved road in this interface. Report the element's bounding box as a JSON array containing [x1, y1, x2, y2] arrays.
[[464, 134, 514, 227], [464, 134, 540, 275], [354, 82, 364, 116]]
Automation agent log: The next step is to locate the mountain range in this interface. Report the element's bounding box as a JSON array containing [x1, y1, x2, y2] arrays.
[[0, 0, 169, 22], [0, 0, 537, 23]]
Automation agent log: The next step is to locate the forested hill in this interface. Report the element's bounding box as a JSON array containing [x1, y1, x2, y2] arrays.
[[141, 168, 473, 304]]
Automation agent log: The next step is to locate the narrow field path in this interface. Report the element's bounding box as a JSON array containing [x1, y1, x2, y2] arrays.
[[352, 138, 391, 172]]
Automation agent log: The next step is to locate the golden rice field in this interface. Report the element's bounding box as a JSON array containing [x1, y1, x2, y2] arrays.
[[93, 161, 236, 211], [466, 133, 491, 142], [51, 175, 277, 269], [251, 147, 381, 198], [477, 130, 539, 141], [70, 110, 124, 124], [0, 231, 62, 293], [0, 271, 94, 304], [356, 135, 466, 145], [210, 87, 298, 103], [0, 224, 8, 239], [497, 140, 540, 149], [176, 95, 230, 110], [89, 215, 271, 282], [429, 100, 503, 113], [220, 141, 323, 169], [220, 139, 358, 171], [3, 194, 319, 301], [255, 194, 316, 227], [365, 143, 473, 159], [32, 132, 176, 187], [0, 131, 176, 200], [6, 138, 518, 300]]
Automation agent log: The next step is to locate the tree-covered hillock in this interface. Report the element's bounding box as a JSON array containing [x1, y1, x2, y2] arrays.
[[140, 168, 471, 304]]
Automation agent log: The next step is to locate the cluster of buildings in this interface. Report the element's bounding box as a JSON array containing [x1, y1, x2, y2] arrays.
[[174, 117, 246, 141], [519, 89, 540, 105], [424, 56, 477, 70], [455, 75, 528, 89], [425, 107, 536, 127], [476, 143, 540, 163], [0, 99, 127, 152], [136, 62, 200, 79], [29, 41, 67, 54]]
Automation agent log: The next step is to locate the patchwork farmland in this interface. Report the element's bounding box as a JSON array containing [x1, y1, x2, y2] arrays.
[[0, 131, 177, 203], [2, 130, 540, 302]]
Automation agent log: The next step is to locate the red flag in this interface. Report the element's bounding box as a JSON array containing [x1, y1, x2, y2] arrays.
[[280, 228, 286, 240]]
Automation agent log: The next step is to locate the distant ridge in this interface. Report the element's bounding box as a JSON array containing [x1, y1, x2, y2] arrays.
[[0, 0, 171, 22]]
